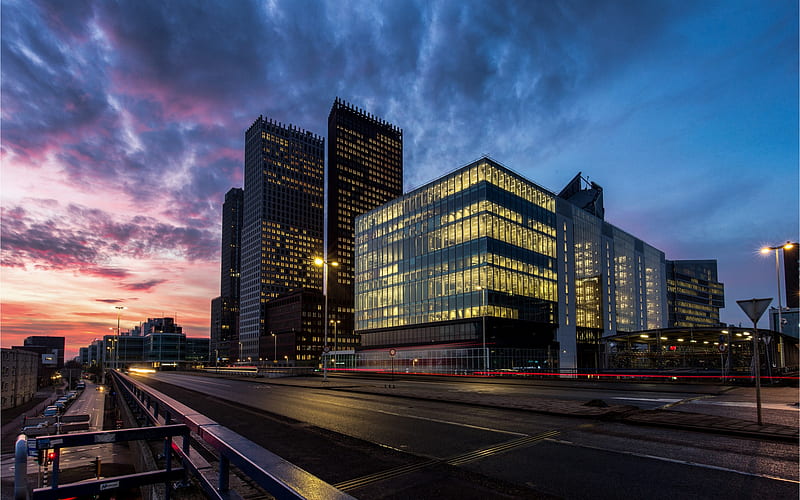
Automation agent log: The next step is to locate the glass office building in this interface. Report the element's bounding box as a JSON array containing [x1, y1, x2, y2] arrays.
[[666, 260, 724, 328], [355, 158, 559, 371], [354, 158, 667, 373], [556, 190, 667, 370]]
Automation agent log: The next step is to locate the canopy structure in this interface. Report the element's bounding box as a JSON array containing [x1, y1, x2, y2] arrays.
[[602, 326, 798, 376]]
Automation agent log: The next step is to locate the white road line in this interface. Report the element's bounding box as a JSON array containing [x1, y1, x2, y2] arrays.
[[323, 399, 527, 436], [158, 375, 231, 388], [688, 401, 800, 411], [546, 438, 799, 484], [611, 397, 681, 403]]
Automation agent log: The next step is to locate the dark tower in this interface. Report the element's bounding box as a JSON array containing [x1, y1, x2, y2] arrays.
[[240, 117, 324, 362], [327, 98, 403, 347], [784, 245, 799, 309], [211, 187, 243, 363]]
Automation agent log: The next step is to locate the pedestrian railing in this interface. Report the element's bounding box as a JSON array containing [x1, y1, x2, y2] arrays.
[[16, 370, 353, 500]]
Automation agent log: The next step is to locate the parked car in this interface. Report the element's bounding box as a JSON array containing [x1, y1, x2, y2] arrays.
[[43, 406, 58, 417], [53, 401, 66, 412], [21, 422, 46, 433]]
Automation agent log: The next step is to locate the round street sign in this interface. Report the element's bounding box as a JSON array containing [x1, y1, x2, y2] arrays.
[[718, 343, 728, 353], [323, 346, 330, 353], [389, 349, 396, 357]]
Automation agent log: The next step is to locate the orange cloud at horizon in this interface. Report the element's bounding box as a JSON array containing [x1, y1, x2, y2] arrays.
[[1, 261, 218, 359]]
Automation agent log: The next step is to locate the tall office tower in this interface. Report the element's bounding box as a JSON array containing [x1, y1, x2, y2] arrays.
[[240, 117, 324, 362], [211, 187, 243, 363], [785, 245, 799, 309], [665, 260, 724, 328], [327, 98, 403, 348]]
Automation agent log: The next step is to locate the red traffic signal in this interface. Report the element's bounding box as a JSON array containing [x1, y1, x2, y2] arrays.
[[47, 450, 56, 461]]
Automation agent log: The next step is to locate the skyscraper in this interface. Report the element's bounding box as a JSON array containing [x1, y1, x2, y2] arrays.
[[211, 187, 243, 363], [327, 98, 403, 347], [240, 117, 324, 362]]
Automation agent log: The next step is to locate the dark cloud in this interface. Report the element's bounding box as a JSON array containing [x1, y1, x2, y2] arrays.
[[0, 201, 218, 275], [95, 298, 126, 304], [1, 0, 687, 221], [121, 279, 167, 292], [2, 0, 796, 331]]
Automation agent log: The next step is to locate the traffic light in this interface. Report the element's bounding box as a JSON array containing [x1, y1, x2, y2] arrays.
[[47, 450, 56, 464]]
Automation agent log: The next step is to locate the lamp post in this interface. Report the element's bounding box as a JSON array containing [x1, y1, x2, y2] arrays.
[[314, 257, 339, 381], [114, 306, 125, 371], [761, 241, 798, 369], [271, 332, 277, 364], [238, 341, 243, 363]]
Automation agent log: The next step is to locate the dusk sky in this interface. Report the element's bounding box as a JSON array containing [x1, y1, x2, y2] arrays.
[[1, 0, 797, 359]]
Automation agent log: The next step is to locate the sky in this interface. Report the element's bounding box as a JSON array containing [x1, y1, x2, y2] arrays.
[[1, 0, 797, 359]]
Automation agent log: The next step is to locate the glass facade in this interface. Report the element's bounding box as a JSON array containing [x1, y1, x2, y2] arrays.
[[355, 158, 558, 352], [666, 260, 724, 327]]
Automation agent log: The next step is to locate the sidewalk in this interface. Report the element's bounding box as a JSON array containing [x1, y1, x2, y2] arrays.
[[265, 376, 799, 443]]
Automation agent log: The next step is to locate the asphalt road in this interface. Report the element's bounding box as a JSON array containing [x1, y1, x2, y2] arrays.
[[137, 372, 799, 499]]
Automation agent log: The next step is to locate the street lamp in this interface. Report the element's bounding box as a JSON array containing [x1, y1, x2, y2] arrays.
[[761, 241, 798, 368], [271, 332, 277, 364], [314, 257, 338, 381], [113, 306, 125, 370]]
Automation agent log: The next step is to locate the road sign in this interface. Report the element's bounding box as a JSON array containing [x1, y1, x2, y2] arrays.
[[718, 343, 728, 353], [736, 298, 772, 323], [389, 349, 396, 357]]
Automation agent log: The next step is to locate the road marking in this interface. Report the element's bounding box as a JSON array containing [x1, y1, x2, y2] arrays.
[[318, 398, 527, 436], [659, 394, 714, 409], [546, 438, 800, 484], [688, 401, 800, 411], [334, 430, 559, 492], [370, 408, 528, 436], [612, 397, 681, 403]]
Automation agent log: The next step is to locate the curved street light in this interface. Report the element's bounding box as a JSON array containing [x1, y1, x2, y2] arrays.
[[314, 258, 338, 381], [113, 305, 126, 371], [760, 241, 798, 369]]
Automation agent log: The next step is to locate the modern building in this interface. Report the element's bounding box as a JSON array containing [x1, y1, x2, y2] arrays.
[[354, 158, 667, 372], [102, 334, 144, 369], [239, 117, 325, 362], [211, 187, 244, 363], [142, 317, 182, 335], [785, 244, 799, 309], [665, 260, 724, 328], [327, 98, 403, 349], [1, 348, 39, 409], [769, 307, 799, 339], [21, 336, 65, 368], [263, 289, 326, 364]]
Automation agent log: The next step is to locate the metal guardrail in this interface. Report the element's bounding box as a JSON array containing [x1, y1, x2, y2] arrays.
[[15, 425, 188, 500], [111, 370, 354, 500]]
